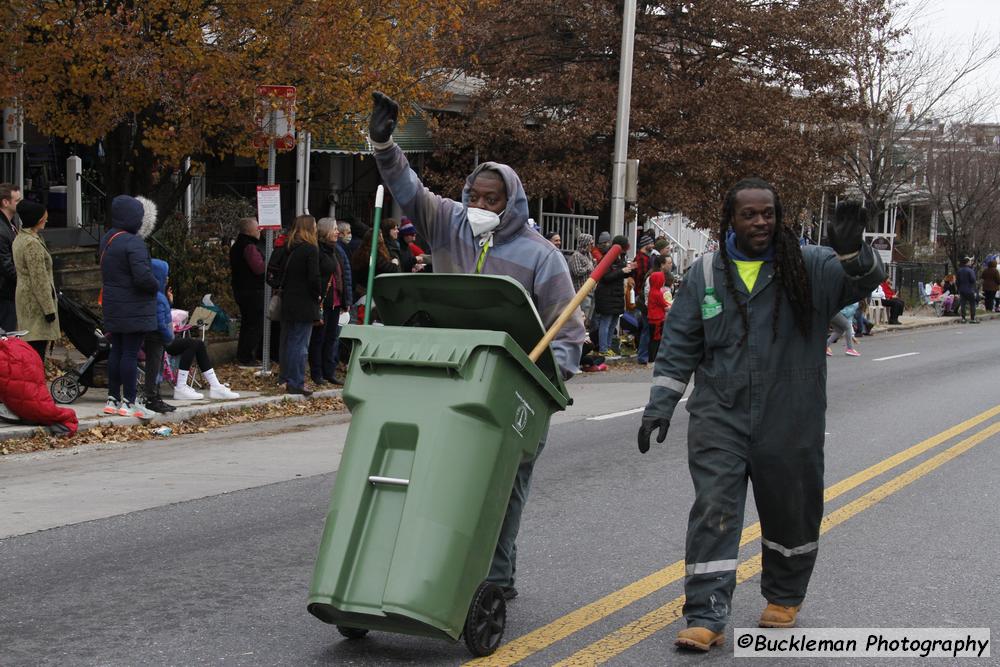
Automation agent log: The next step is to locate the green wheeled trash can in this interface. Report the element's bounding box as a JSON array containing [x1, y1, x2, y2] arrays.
[[307, 273, 571, 657]]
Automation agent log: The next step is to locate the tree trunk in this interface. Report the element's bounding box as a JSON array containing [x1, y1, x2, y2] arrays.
[[100, 116, 188, 233]]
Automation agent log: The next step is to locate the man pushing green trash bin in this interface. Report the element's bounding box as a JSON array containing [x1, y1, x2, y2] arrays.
[[368, 92, 586, 600], [638, 181, 886, 652]]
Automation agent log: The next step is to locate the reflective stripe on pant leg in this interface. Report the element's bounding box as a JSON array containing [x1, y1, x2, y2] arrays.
[[751, 433, 824, 607], [683, 425, 749, 633], [761, 538, 818, 557]]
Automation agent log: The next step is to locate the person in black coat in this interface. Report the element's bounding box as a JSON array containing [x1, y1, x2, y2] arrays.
[[100, 195, 160, 417], [309, 218, 351, 384], [350, 227, 399, 304], [593, 235, 635, 354], [335, 221, 355, 308], [382, 217, 417, 273], [280, 215, 322, 395], [0, 183, 22, 332], [229, 217, 266, 366]]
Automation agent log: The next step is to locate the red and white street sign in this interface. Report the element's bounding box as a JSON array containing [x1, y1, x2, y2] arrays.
[[254, 84, 297, 151], [256, 85, 296, 99], [257, 185, 282, 230]]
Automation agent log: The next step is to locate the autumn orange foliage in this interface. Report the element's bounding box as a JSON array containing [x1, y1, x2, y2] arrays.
[[0, 0, 470, 221]]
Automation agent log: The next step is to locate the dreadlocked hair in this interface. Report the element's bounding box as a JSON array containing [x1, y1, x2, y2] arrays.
[[719, 178, 812, 344]]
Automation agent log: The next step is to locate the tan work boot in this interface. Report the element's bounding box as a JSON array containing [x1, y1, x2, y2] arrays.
[[675, 627, 725, 651], [759, 603, 801, 628]]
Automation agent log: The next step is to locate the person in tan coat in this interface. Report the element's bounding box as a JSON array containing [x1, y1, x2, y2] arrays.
[[12, 200, 58, 360]]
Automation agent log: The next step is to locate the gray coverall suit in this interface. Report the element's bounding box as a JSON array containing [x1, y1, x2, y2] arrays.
[[644, 244, 885, 632]]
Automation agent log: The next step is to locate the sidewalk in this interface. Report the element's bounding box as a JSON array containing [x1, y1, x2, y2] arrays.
[[868, 309, 999, 334], [604, 309, 998, 364], [0, 386, 344, 442], [5, 309, 992, 442]]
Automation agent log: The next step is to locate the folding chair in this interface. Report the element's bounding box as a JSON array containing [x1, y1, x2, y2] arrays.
[[868, 297, 888, 325]]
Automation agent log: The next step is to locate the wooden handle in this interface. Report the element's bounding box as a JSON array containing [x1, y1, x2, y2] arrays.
[[528, 244, 624, 363]]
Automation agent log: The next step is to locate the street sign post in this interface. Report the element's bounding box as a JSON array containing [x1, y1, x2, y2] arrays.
[[255, 85, 297, 377]]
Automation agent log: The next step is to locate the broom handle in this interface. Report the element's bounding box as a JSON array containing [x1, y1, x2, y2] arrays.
[[528, 244, 623, 363], [363, 185, 385, 325]]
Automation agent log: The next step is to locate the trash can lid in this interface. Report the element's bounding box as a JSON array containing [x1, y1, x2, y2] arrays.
[[373, 273, 566, 392]]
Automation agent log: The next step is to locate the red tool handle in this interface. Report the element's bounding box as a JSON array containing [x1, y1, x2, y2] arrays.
[[528, 242, 627, 363], [589, 244, 623, 282]]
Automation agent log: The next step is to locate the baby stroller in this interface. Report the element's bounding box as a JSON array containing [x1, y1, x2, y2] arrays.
[[49, 292, 111, 404]]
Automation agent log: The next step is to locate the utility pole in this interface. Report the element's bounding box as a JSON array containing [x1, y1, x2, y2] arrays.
[[260, 113, 277, 376], [609, 0, 637, 239]]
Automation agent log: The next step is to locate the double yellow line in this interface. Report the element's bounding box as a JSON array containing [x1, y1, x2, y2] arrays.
[[467, 404, 1000, 667]]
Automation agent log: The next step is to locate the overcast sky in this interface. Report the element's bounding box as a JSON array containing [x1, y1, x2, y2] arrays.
[[915, 0, 1000, 121]]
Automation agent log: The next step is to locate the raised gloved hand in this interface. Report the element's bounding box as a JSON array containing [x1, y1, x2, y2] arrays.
[[44, 313, 56, 323], [828, 201, 868, 257], [369, 92, 399, 144], [637, 415, 669, 453]]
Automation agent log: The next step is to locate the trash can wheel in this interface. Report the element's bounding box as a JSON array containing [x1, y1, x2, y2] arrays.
[[336, 626, 369, 640], [463, 581, 506, 657], [50, 373, 83, 404]]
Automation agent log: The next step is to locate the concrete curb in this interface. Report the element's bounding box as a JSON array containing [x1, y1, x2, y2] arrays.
[[603, 311, 999, 367], [868, 311, 999, 335], [0, 388, 344, 442]]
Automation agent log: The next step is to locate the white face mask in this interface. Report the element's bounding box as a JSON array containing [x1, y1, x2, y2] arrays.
[[467, 206, 502, 241]]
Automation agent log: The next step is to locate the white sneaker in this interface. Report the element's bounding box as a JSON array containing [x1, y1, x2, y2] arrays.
[[209, 385, 240, 399], [104, 397, 119, 415], [117, 400, 131, 417], [173, 383, 204, 400], [131, 401, 158, 420]]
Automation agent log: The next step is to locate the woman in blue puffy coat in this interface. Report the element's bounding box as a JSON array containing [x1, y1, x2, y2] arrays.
[[99, 195, 159, 419]]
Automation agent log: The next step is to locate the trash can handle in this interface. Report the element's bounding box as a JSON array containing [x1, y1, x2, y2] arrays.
[[528, 244, 624, 362], [368, 475, 410, 487]]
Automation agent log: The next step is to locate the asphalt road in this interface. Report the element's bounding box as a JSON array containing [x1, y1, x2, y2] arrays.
[[2, 321, 998, 666]]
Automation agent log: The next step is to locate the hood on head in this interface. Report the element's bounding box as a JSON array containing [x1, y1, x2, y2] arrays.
[[111, 195, 145, 233], [136, 196, 158, 238], [576, 233, 594, 252], [649, 271, 665, 290], [463, 161, 529, 244], [151, 258, 169, 293]]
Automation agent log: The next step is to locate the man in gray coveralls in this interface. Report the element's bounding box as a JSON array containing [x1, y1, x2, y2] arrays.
[[638, 179, 885, 652]]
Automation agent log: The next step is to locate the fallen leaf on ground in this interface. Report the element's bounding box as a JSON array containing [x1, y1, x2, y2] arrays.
[[1, 396, 346, 456]]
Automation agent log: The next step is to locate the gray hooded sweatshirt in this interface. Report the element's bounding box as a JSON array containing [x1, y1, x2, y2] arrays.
[[374, 144, 584, 378]]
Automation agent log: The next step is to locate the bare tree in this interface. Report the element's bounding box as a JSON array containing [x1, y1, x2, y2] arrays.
[[922, 120, 1000, 269], [840, 0, 1000, 226]]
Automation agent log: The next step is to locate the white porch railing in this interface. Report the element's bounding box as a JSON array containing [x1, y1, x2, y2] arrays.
[[646, 213, 713, 272], [541, 212, 598, 251]]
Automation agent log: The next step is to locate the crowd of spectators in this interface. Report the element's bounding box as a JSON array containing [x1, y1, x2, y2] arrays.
[[248, 212, 435, 397], [546, 229, 679, 368], [9, 169, 998, 423], [0, 183, 239, 420], [922, 256, 1000, 321]]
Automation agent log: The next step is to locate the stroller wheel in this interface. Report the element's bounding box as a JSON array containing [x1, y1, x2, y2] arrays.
[[50, 374, 83, 404]]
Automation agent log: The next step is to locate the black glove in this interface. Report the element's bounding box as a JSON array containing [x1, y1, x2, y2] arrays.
[[44, 313, 56, 323], [637, 415, 669, 453], [828, 201, 867, 256], [369, 92, 399, 144]]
